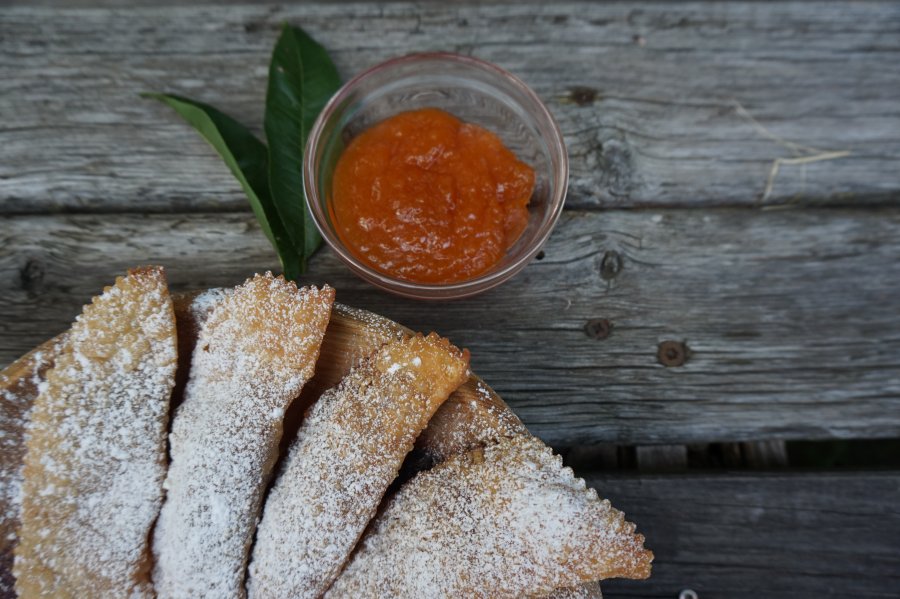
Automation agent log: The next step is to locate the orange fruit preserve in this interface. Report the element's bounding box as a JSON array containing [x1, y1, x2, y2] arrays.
[[330, 108, 535, 284]]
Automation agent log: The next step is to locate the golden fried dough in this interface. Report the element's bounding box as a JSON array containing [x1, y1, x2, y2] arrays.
[[14, 266, 178, 598], [0, 335, 64, 596], [327, 435, 652, 598], [152, 274, 333, 599], [247, 333, 469, 599], [414, 376, 526, 463]]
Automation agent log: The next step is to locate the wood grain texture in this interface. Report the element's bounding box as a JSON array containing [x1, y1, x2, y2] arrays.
[[1, 2, 899, 213], [3, 208, 899, 446], [592, 472, 900, 598]]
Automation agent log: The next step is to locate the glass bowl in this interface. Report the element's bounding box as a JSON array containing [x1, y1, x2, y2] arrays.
[[304, 52, 568, 300]]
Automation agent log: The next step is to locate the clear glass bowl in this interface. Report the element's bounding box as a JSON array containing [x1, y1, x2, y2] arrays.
[[304, 52, 568, 300]]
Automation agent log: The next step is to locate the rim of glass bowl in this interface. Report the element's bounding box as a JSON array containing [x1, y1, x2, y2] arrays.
[[304, 52, 568, 300]]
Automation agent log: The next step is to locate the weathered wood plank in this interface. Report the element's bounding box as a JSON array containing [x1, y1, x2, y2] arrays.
[[1, 2, 898, 213], [592, 472, 900, 598], [2, 208, 899, 445]]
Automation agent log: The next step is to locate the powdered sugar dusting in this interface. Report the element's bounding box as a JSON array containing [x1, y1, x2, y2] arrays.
[[2, 279, 646, 599], [152, 273, 334, 599], [188, 288, 231, 323], [416, 377, 527, 463], [331, 303, 406, 370], [248, 333, 469, 599], [13, 267, 178, 598], [326, 435, 652, 598]]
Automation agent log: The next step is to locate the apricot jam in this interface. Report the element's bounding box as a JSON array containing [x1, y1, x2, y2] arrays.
[[330, 108, 535, 284]]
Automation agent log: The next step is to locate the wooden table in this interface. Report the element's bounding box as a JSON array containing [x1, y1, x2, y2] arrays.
[[2, 2, 899, 596]]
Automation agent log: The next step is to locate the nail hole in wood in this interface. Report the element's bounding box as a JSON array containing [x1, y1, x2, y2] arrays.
[[19, 258, 45, 296], [658, 340, 688, 367], [584, 318, 612, 340], [535, 250, 545, 261], [600, 250, 623, 280], [569, 86, 598, 106]]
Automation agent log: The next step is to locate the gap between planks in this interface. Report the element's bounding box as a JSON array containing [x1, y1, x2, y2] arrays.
[[566, 441, 788, 473]]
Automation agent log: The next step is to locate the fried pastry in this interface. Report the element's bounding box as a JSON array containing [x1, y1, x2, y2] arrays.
[[247, 333, 470, 599], [173, 293, 525, 467], [293, 304, 526, 469], [326, 435, 652, 598], [0, 286, 225, 591], [14, 266, 178, 598], [152, 273, 334, 599], [415, 377, 527, 463], [0, 335, 64, 598]]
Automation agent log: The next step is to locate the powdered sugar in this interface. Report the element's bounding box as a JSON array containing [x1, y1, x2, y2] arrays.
[[152, 273, 333, 599], [2, 277, 647, 599], [247, 333, 468, 599], [188, 288, 231, 317], [13, 267, 178, 598], [416, 377, 527, 463], [331, 304, 406, 366], [326, 435, 652, 598]]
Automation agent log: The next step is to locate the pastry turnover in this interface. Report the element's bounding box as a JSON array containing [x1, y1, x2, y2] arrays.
[[247, 333, 469, 599], [14, 267, 178, 598], [326, 435, 652, 598], [415, 377, 527, 463], [152, 273, 333, 598], [0, 336, 64, 597]]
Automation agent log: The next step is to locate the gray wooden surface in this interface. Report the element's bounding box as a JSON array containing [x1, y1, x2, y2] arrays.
[[589, 471, 900, 598], [1, 2, 899, 595], [1, 2, 899, 213], [3, 209, 899, 446]]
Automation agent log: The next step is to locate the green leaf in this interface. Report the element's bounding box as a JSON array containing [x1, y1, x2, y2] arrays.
[[142, 92, 303, 280], [265, 24, 341, 273]]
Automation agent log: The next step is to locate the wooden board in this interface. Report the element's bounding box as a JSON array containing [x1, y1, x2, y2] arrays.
[[591, 472, 900, 598], [2, 209, 900, 446], [1, 2, 899, 213], [3, 2, 898, 596]]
